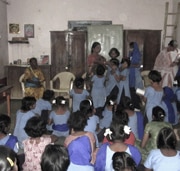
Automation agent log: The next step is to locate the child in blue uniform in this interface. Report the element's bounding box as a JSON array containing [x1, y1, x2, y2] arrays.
[[117, 58, 131, 105], [13, 96, 36, 149], [91, 64, 106, 108], [48, 96, 70, 137], [70, 77, 89, 112], [0, 114, 18, 153], [105, 59, 120, 97]]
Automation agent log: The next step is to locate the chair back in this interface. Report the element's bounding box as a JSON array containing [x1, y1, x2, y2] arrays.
[[141, 70, 151, 88], [50, 72, 75, 92], [19, 74, 25, 97]]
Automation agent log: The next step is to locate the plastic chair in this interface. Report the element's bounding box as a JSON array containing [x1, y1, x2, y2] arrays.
[[19, 74, 25, 97], [50, 72, 75, 107], [19, 74, 46, 97], [141, 70, 151, 88]]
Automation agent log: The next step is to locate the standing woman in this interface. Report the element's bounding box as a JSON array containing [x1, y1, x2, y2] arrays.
[[86, 42, 106, 90], [23, 57, 45, 99], [129, 42, 143, 109]]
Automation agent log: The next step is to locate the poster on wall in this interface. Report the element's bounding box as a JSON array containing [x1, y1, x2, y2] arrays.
[[9, 24, 20, 34], [24, 24, 34, 38]]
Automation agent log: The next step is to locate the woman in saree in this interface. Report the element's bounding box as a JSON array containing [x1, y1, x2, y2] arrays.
[[23, 57, 45, 99]]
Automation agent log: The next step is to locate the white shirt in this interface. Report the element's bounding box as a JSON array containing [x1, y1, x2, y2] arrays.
[[144, 149, 180, 171]]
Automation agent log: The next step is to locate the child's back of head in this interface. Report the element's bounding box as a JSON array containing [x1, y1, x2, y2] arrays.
[[96, 64, 105, 76], [0, 114, 11, 135], [148, 70, 162, 83], [80, 99, 94, 117], [68, 111, 87, 132], [41, 144, 70, 171], [52, 96, 67, 110], [42, 90, 54, 101], [21, 96, 36, 111], [74, 77, 84, 89], [112, 152, 137, 171], [24, 116, 47, 138]]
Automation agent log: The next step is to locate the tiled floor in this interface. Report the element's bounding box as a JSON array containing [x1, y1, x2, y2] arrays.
[[0, 99, 21, 132]]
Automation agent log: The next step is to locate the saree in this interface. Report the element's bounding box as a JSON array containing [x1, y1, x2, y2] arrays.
[[23, 67, 45, 99], [154, 48, 180, 87]]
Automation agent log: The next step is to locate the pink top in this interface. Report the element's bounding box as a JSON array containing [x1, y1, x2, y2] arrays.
[[22, 135, 52, 171]]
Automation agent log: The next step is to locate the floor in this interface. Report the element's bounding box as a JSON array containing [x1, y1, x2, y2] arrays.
[[0, 99, 21, 132]]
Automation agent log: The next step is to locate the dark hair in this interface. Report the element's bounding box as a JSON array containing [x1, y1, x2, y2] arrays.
[[129, 42, 135, 48], [96, 64, 105, 76], [80, 99, 94, 117], [24, 116, 47, 138], [41, 144, 70, 171], [74, 77, 84, 89], [112, 152, 137, 171], [67, 111, 87, 132], [148, 70, 162, 83], [107, 122, 130, 142], [29, 57, 37, 63], [113, 110, 129, 125], [157, 127, 177, 150], [121, 96, 135, 110], [91, 42, 101, 53], [121, 58, 131, 67], [168, 40, 178, 48], [109, 48, 120, 57], [0, 145, 17, 171], [152, 106, 166, 121], [52, 96, 67, 110], [42, 90, 54, 101], [110, 58, 120, 67], [21, 96, 36, 111], [104, 95, 117, 117], [0, 114, 11, 134]]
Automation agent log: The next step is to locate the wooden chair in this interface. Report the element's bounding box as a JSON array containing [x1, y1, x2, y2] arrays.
[[50, 72, 75, 108]]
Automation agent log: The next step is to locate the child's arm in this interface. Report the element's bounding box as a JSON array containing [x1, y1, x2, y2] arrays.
[[141, 132, 149, 148]]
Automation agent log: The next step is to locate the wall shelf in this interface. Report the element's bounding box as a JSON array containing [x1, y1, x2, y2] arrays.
[[8, 41, 29, 44]]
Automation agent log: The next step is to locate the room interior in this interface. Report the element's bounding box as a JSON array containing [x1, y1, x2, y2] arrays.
[[0, 0, 180, 116]]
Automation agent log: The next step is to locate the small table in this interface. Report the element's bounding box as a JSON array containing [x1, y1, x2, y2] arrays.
[[0, 85, 13, 116]]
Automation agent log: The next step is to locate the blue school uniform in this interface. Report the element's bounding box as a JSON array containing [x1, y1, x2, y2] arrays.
[[0, 135, 18, 153], [67, 136, 94, 171], [105, 68, 120, 97], [49, 110, 70, 137], [70, 89, 89, 112], [99, 107, 113, 129], [91, 75, 106, 108], [13, 110, 35, 149], [117, 68, 131, 104], [144, 86, 164, 122], [33, 98, 52, 115], [84, 115, 99, 147], [95, 142, 141, 171]]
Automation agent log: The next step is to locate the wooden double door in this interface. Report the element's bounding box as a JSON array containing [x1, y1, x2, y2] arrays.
[[50, 31, 87, 78]]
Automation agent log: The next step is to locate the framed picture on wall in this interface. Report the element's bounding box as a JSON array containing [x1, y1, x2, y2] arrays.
[[9, 24, 20, 34], [24, 24, 34, 38]]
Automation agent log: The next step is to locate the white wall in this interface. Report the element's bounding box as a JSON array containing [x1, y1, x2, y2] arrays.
[[0, 0, 8, 78], [7, 0, 173, 64]]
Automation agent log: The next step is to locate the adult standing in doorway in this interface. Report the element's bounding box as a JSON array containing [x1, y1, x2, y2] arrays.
[[129, 42, 143, 109], [154, 40, 180, 88]]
